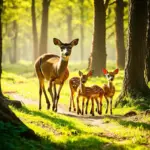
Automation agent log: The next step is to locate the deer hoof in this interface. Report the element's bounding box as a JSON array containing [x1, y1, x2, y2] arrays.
[[92, 113, 95, 116], [81, 112, 84, 115], [69, 107, 71, 112], [74, 108, 76, 111], [98, 111, 102, 115], [85, 111, 87, 114]]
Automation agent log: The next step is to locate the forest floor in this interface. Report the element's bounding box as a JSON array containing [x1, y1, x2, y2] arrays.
[[8, 92, 121, 129], [7, 92, 150, 148], [2, 62, 150, 150]]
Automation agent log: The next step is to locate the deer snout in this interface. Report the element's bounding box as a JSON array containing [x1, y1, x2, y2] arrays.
[[65, 52, 70, 56]]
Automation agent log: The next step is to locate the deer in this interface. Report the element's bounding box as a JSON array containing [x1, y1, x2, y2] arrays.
[[102, 68, 119, 115], [76, 70, 104, 116], [34, 38, 79, 112], [69, 70, 93, 112]]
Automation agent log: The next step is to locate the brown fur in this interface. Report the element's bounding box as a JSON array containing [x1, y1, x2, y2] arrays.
[[102, 68, 119, 115], [35, 38, 79, 112], [76, 71, 104, 116]]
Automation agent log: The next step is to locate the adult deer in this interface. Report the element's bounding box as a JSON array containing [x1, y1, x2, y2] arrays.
[[69, 70, 93, 112], [76, 70, 104, 116], [102, 68, 119, 115], [35, 38, 79, 112]]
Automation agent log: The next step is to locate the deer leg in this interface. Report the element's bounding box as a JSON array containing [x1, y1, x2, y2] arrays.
[[91, 98, 95, 116], [95, 98, 100, 115], [39, 79, 46, 110], [99, 96, 103, 115], [105, 96, 109, 114], [81, 98, 85, 115], [54, 83, 63, 112], [39, 84, 42, 110], [48, 80, 54, 111], [77, 96, 81, 115], [72, 93, 76, 111], [53, 83, 57, 111], [43, 85, 50, 110], [85, 98, 90, 114], [69, 90, 74, 112], [110, 97, 113, 115]]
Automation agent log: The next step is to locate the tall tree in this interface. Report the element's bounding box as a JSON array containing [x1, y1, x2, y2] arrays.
[[0, 0, 3, 96], [31, 0, 38, 61], [67, 6, 72, 42], [145, 0, 150, 83], [39, 0, 51, 55], [80, 0, 84, 62], [12, 20, 18, 63], [89, 0, 109, 76], [115, 0, 126, 69], [116, 0, 149, 106]]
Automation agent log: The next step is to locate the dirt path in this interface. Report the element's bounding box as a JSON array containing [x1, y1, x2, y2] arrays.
[[7, 92, 123, 131]]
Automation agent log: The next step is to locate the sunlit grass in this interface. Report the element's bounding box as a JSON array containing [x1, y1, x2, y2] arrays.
[[1, 61, 150, 149]]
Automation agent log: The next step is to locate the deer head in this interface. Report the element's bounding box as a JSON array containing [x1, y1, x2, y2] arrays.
[[102, 68, 119, 82], [78, 70, 93, 84], [53, 38, 79, 61]]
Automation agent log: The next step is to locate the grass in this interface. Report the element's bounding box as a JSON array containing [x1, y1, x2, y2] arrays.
[[1, 61, 150, 150]]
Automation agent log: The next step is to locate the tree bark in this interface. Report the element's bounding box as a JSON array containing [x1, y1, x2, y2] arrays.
[[0, 0, 38, 140], [89, 0, 106, 76], [39, 0, 51, 55], [80, 0, 84, 62], [31, 0, 38, 61], [116, 0, 149, 107], [67, 6, 72, 42], [115, 0, 125, 69], [0, 0, 3, 96], [12, 20, 18, 63], [145, 0, 150, 83]]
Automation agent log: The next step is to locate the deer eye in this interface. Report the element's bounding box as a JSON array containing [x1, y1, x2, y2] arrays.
[[107, 74, 110, 78], [61, 46, 65, 49]]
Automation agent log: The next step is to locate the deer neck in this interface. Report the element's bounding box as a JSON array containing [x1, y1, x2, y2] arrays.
[[108, 81, 113, 89], [56, 57, 68, 76], [79, 82, 85, 94]]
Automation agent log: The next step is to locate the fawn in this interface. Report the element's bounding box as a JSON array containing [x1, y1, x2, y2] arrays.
[[102, 68, 119, 114], [69, 70, 93, 112], [76, 70, 104, 116], [34, 38, 79, 112]]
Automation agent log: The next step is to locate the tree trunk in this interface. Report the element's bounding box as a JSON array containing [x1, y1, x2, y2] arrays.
[[80, 0, 84, 62], [115, 0, 125, 69], [0, 97, 39, 140], [39, 0, 51, 55], [0, 0, 3, 96], [145, 0, 150, 83], [12, 20, 18, 63], [67, 6, 72, 42], [116, 0, 149, 107], [89, 0, 106, 76], [0, 0, 38, 140], [31, 0, 38, 61]]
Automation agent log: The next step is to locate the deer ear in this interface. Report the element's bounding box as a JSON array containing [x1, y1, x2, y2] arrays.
[[70, 39, 79, 46], [53, 38, 62, 46], [79, 70, 83, 76], [87, 70, 93, 77], [102, 68, 108, 75], [113, 68, 119, 74]]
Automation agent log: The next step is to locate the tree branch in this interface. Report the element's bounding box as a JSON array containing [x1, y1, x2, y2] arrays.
[[105, 0, 111, 10], [109, 1, 116, 6], [106, 21, 115, 30], [107, 32, 115, 39]]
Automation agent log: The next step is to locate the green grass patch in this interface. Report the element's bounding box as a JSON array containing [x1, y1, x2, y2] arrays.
[[1, 62, 150, 150]]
